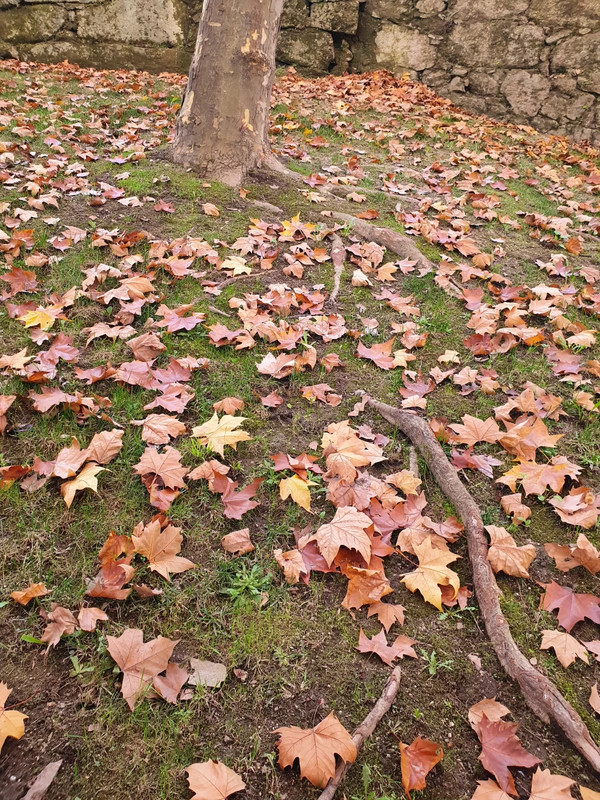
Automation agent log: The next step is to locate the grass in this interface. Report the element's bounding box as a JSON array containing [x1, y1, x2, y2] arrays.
[[0, 60, 600, 800]]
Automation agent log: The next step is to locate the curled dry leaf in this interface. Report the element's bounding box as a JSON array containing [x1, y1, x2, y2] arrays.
[[40, 604, 77, 650], [10, 582, 50, 605], [186, 760, 245, 800], [221, 528, 254, 556], [274, 548, 306, 584], [485, 526, 536, 578], [399, 736, 443, 798], [61, 462, 105, 508], [274, 711, 357, 788]]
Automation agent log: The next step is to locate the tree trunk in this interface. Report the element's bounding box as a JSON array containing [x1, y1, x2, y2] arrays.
[[172, 0, 284, 185]]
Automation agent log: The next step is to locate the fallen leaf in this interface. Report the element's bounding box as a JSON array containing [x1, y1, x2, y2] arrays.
[[540, 629, 589, 667], [77, 606, 108, 632], [529, 767, 575, 800], [186, 761, 245, 800], [274, 711, 357, 788], [221, 528, 255, 556], [476, 714, 540, 795], [10, 583, 50, 605], [61, 462, 105, 508], [312, 506, 373, 566], [0, 682, 27, 753], [191, 413, 251, 456], [400, 736, 443, 798], [357, 628, 416, 666], [188, 659, 227, 688], [132, 519, 195, 581], [486, 526, 536, 578]]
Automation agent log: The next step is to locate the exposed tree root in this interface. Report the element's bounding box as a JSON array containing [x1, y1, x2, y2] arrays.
[[317, 666, 402, 800], [360, 393, 600, 773], [333, 213, 433, 272], [329, 234, 345, 306], [409, 445, 419, 479]]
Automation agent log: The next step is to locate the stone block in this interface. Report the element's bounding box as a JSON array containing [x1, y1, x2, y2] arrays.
[[277, 28, 334, 73], [468, 71, 500, 95], [281, 0, 310, 29], [374, 23, 437, 73], [416, 0, 446, 15], [2, 39, 192, 73], [452, 0, 528, 20], [0, 5, 65, 43], [501, 70, 551, 116], [362, 0, 412, 23], [529, 0, 600, 28], [552, 33, 600, 95], [310, 1, 359, 34], [447, 21, 544, 69], [77, 0, 186, 46]]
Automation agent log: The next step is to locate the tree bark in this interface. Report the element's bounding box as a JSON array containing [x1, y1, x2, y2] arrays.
[[172, 0, 284, 185]]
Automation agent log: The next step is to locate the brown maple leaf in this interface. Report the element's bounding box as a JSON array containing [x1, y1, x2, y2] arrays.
[[274, 711, 357, 788], [106, 628, 178, 710], [357, 628, 416, 666], [10, 582, 50, 605], [399, 736, 443, 798], [132, 519, 195, 581], [485, 526, 536, 578], [186, 760, 245, 800], [476, 714, 540, 796], [133, 446, 189, 489], [540, 629, 589, 668], [312, 506, 373, 567], [540, 581, 600, 632], [0, 683, 27, 754]]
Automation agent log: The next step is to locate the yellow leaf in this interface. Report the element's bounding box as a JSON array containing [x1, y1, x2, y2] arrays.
[[191, 413, 251, 457], [279, 474, 315, 512], [401, 538, 460, 610], [61, 462, 105, 508]]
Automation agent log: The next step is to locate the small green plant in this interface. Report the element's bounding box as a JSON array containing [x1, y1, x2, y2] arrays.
[[412, 707, 425, 721], [350, 765, 397, 800], [439, 605, 477, 622], [220, 563, 272, 606], [420, 648, 454, 677], [69, 654, 94, 679]]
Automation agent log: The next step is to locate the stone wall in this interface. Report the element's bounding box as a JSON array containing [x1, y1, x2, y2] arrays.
[[1, 0, 599, 144]]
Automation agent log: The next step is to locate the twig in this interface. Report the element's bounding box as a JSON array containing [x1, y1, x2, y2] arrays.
[[317, 666, 402, 800], [360, 393, 600, 773], [329, 234, 345, 306], [333, 213, 433, 272], [208, 305, 232, 318]]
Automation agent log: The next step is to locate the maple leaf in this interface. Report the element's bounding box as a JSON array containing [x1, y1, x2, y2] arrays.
[[540, 630, 588, 668], [221, 528, 255, 556], [279, 474, 315, 512], [550, 487, 600, 529], [341, 564, 393, 610], [133, 414, 186, 445], [401, 538, 461, 610], [529, 767, 575, 800], [449, 415, 502, 447], [84, 429, 124, 465], [356, 338, 396, 369], [540, 581, 600, 632], [471, 779, 513, 799], [260, 390, 283, 407], [213, 396, 244, 414], [10, 582, 50, 605], [274, 711, 357, 788], [399, 736, 443, 798], [468, 699, 512, 734], [312, 506, 373, 566], [357, 628, 416, 665], [221, 477, 263, 520], [256, 352, 296, 379], [127, 331, 165, 361], [132, 519, 195, 581], [61, 462, 105, 508], [274, 548, 307, 584], [186, 761, 245, 800], [191, 413, 251, 457], [86, 562, 135, 601], [581, 789, 600, 800], [40, 604, 77, 650], [153, 662, 189, 704], [133, 446, 188, 489], [485, 526, 536, 578], [0, 683, 27, 754], [77, 607, 109, 632], [500, 493, 531, 524], [590, 684, 600, 715], [545, 534, 600, 575], [106, 628, 178, 710], [476, 714, 540, 796], [366, 601, 405, 632]]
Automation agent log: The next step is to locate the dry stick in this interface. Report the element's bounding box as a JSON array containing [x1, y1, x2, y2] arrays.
[[329, 234, 346, 306], [360, 393, 600, 773], [333, 213, 433, 272], [317, 666, 402, 800]]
